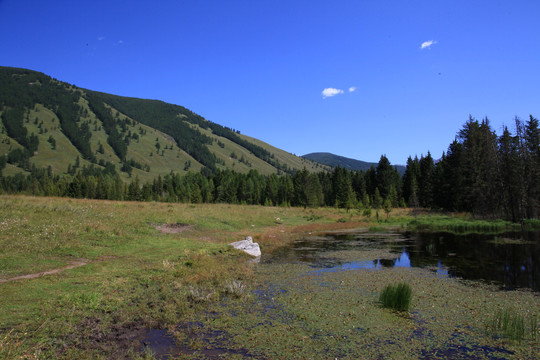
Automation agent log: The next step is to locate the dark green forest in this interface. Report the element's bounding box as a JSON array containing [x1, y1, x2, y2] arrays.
[[0, 67, 538, 221], [1, 114, 539, 221]]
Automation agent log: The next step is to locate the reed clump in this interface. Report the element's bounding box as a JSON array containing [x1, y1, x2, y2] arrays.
[[187, 285, 215, 303], [379, 282, 412, 312], [224, 279, 247, 298], [487, 307, 538, 342]]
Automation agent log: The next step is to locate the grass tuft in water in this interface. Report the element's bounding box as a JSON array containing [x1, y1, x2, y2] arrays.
[[224, 279, 247, 298], [487, 307, 538, 342], [379, 282, 412, 312], [188, 286, 214, 303]]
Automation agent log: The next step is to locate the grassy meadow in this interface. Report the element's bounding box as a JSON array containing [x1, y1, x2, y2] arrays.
[[0, 195, 538, 359], [0, 195, 366, 358]]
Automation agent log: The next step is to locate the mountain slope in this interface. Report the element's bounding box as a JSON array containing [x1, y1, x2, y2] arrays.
[[303, 152, 405, 174], [0, 66, 323, 181]]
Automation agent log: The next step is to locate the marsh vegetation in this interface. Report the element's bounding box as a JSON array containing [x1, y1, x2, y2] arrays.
[[0, 195, 538, 359], [379, 282, 413, 312]]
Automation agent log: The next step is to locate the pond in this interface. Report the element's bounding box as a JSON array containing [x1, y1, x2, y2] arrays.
[[143, 229, 540, 359], [266, 230, 540, 292]]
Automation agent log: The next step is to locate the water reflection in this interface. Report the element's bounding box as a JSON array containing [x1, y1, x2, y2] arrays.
[[266, 230, 540, 292], [394, 249, 410, 267]]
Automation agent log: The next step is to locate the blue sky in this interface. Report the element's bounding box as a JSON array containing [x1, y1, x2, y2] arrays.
[[1, 0, 539, 165]]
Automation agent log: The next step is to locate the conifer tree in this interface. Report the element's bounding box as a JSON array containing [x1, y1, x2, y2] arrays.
[[418, 152, 434, 208], [523, 116, 540, 218]]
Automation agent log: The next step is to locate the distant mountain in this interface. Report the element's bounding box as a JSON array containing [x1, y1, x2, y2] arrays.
[[302, 152, 406, 174], [0, 66, 326, 182]]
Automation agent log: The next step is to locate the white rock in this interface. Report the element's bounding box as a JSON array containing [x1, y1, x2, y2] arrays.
[[229, 236, 261, 257]]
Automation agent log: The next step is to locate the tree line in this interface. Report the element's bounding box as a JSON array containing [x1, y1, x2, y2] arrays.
[[0, 160, 399, 210], [403, 115, 539, 221], [0, 112, 538, 222]]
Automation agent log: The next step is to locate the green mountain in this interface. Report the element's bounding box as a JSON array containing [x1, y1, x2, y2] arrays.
[[0, 66, 326, 182], [302, 152, 405, 174]]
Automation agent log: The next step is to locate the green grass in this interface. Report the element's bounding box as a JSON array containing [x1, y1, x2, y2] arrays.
[[1, 197, 538, 359], [196, 124, 277, 175], [28, 104, 89, 174], [238, 133, 330, 173], [379, 282, 413, 312], [368, 225, 388, 232], [523, 218, 540, 229], [26, 101, 205, 182], [407, 214, 518, 233], [0, 195, 361, 358]]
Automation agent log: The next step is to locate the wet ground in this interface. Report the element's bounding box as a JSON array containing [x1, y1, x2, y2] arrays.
[[141, 229, 540, 359]]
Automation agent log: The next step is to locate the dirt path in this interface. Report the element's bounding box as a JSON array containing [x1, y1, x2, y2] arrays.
[[0, 259, 89, 283], [152, 223, 193, 234]]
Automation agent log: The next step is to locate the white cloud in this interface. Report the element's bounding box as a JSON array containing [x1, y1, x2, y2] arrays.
[[322, 88, 344, 98], [98, 36, 105, 41], [420, 40, 437, 50], [348, 86, 356, 93]]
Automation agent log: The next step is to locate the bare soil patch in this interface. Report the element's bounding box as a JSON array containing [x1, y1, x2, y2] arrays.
[[152, 223, 194, 234]]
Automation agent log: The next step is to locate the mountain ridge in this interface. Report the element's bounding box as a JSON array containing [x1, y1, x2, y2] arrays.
[[302, 152, 406, 174], [0, 66, 327, 181]]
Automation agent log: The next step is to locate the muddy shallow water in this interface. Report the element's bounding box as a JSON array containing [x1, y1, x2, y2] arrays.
[[143, 230, 540, 359]]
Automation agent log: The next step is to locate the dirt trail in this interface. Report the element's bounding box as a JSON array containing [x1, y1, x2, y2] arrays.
[[0, 259, 89, 283], [153, 223, 193, 234]]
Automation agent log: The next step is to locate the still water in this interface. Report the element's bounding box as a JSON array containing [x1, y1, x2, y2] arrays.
[[265, 230, 540, 292]]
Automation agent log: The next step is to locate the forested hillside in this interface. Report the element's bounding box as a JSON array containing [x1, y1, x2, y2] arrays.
[[0, 66, 323, 181], [1, 67, 538, 221]]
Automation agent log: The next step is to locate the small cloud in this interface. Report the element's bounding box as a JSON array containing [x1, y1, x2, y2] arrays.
[[322, 88, 344, 99], [117, 40, 124, 44], [420, 40, 437, 50], [348, 86, 356, 93], [98, 36, 105, 41]]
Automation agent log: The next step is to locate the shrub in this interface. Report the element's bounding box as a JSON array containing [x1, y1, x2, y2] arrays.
[[379, 282, 412, 312]]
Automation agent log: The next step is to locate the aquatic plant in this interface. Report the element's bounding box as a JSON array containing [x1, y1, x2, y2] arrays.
[[487, 307, 538, 342], [224, 279, 247, 298], [379, 282, 412, 312], [188, 286, 214, 303]]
